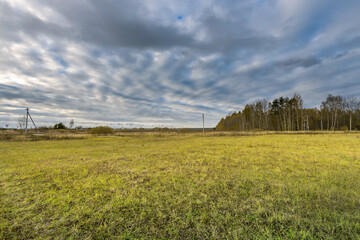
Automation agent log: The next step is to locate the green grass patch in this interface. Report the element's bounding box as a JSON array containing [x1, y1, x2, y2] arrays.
[[1, 133, 360, 239]]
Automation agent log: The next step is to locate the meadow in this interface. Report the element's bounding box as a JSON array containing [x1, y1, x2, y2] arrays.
[[1, 132, 360, 239]]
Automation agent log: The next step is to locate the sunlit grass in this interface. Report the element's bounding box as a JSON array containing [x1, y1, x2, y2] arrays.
[[1, 133, 360, 239]]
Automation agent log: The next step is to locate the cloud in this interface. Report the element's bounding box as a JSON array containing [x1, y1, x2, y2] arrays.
[[1, 0, 360, 128]]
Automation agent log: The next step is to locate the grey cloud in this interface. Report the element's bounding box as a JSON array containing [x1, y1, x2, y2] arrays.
[[275, 57, 321, 69], [0, 0, 279, 53], [0, 2, 67, 42], [33, 0, 195, 50], [0, 84, 51, 104]]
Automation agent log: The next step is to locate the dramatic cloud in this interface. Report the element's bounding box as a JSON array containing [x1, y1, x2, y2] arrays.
[[1, 0, 360, 128]]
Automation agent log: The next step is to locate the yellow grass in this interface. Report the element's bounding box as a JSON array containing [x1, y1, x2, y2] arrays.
[[1, 132, 360, 239]]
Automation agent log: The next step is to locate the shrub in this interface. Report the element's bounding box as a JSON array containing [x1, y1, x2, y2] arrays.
[[89, 126, 114, 135], [0, 132, 13, 141], [54, 123, 66, 129], [340, 125, 349, 131]]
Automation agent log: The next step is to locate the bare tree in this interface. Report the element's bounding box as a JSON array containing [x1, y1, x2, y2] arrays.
[[345, 96, 359, 131], [17, 115, 26, 129], [321, 94, 343, 130], [292, 93, 303, 131], [217, 93, 360, 131], [69, 119, 75, 129]]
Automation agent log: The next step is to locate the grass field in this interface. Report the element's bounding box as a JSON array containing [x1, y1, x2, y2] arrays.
[[1, 133, 360, 239]]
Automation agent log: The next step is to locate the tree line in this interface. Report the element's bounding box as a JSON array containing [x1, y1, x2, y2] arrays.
[[216, 94, 360, 131]]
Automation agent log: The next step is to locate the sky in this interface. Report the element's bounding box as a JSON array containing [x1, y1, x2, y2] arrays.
[[1, 0, 360, 128]]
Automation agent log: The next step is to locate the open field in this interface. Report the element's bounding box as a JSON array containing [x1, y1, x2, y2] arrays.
[[1, 133, 360, 239]]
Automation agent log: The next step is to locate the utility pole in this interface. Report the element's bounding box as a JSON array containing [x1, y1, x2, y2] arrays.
[[24, 108, 37, 134], [25, 108, 29, 133], [202, 113, 205, 134]]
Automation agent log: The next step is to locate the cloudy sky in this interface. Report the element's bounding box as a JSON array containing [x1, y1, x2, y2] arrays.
[[1, 0, 360, 128]]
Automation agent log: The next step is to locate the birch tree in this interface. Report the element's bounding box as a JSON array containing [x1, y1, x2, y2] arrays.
[[345, 96, 359, 131]]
